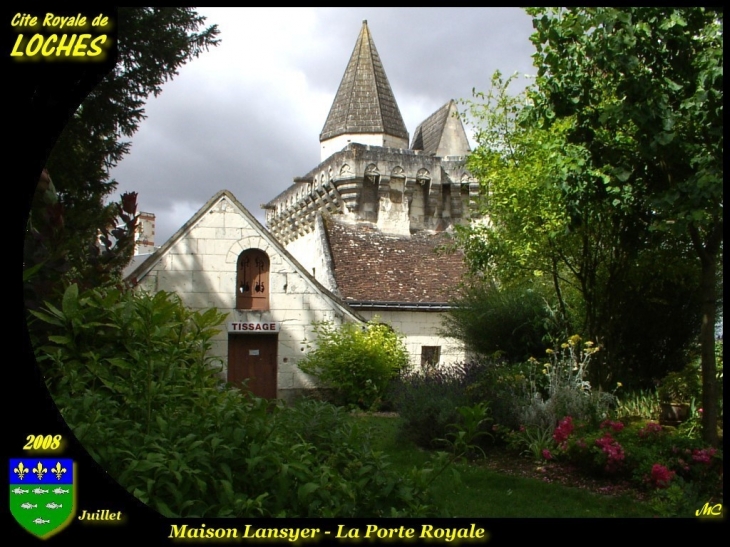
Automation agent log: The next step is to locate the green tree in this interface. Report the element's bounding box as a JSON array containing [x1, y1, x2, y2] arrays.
[[457, 74, 700, 384], [524, 7, 722, 444], [298, 319, 410, 409], [25, 8, 219, 305]]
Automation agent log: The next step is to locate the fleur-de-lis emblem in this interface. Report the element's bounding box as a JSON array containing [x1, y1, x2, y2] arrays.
[[32, 462, 48, 480], [14, 462, 29, 480], [51, 462, 67, 480]]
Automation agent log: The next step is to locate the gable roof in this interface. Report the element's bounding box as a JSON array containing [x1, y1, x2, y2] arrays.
[[411, 100, 470, 156], [124, 190, 364, 322], [323, 217, 467, 308], [319, 20, 408, 143]]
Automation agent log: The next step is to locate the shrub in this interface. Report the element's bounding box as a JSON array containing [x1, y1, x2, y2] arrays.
[[516, 336, 616, 429], [298, 319, 410, 409], [31, 284, 441, 517], [557, 417, 723, 502], [390, 364, 470, 449], [463, 359, 546, 430], [442, 280, 557, 363]]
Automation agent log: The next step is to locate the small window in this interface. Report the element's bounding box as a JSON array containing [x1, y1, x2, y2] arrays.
[[237, 249, 269, 310], [421, 346, 441, 368]]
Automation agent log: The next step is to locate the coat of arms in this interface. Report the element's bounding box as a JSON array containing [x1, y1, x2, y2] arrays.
[[10, 458, 76, 539]]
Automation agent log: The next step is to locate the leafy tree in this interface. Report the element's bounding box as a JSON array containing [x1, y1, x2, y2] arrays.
[[298, 319, 410, 409], [25, 8, 220, 307], [457, 73, 701, 385], [524, 7, 722, 444]]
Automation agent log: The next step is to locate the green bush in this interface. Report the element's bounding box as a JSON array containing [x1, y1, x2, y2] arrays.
[[31, 285, 441, 517], [390, 361, 500, 451], [442, 280, 558, 363], [297, 319, 410, 409], [558, 418, 723, 503]]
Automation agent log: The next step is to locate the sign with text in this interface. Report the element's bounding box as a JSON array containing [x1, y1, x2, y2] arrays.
[[228, 322, 280, 333]]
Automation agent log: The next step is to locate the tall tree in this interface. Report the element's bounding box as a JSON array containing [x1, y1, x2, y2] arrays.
[[525, 7, 722, 444], [25, 8, 220, 304], [457, 73, 701, 385]]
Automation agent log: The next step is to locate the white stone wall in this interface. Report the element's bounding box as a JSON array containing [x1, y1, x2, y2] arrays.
[[283, 216, 339, 294], [135, 195, 361, 398], [356, 309, 466, 369]]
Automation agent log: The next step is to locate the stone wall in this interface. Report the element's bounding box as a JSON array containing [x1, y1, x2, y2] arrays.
[[134, 193, 362, 399]]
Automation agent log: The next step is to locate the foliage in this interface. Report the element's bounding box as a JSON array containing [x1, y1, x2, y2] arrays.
[[556, 417, 723, 504], [657, 364, 702, 404], [615, 389, 661, 421], [516, 336, 616, 429], [442, 279, 556, 363], [506, 425, 555, 462], [389, 363, 472, 449], [436, 403, 494, 460], [357, 415, 654, 517], [458, 70, 704, 390], [25, 170, 139, 313], [32, 285, 441, 517], [525, 7, 723, 444], [297, 319, 410, 410], [25, 8, 220, 314]]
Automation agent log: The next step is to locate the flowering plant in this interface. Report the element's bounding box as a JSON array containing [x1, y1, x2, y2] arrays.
[[649, 463, 675, 488], [595, 432, 625, 472], [553, 416, 574, 448]]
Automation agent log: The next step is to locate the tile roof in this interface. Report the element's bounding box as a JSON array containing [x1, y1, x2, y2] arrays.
[[324, 218, 467, 304], [320, 20, 409, 142]]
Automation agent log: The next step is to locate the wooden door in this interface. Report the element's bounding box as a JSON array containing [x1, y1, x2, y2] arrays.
[[228, 334, 278, 399]]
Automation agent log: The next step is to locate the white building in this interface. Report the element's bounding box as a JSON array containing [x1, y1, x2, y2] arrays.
[[125, 20, 474, 400]]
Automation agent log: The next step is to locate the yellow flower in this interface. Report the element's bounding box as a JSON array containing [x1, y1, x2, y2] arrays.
[[616, 382, 623, 388], [584, 341, 594, 347], [568, 334, 581, 346], [546, 348, 554, 355]]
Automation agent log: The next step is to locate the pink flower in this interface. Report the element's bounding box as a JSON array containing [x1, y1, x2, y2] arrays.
[[553, 416, 574, 447], [639, 422, 662, 438], [600, 419, 625, 432], [595, 433, 625, 472], [692, 448, 717, 464], [650, 464, 675, 488], [542, 449, 553, 460]]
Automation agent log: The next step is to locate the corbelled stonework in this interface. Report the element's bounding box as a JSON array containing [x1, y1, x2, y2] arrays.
[[265, 143, 478, 243], [266, 21, 476, 244]]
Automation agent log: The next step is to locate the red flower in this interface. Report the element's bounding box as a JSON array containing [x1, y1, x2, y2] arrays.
[[692, 448, 717, 464], [542, 449, 553, 460], [553, 416, 574, 448], [650, 464, 675, 488]]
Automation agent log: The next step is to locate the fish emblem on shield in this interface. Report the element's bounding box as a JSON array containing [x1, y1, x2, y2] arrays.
[[10, 458, 76, 539]]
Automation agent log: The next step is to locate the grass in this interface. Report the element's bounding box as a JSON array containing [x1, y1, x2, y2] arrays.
[[356, 414, 655, 518]]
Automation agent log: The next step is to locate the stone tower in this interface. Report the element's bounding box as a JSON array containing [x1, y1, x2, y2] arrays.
[[265, 20, 478, 246], [319, 20, 410, 161]]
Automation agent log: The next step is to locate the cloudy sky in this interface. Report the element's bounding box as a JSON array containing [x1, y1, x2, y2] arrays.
[[107, 8, 537, 246]]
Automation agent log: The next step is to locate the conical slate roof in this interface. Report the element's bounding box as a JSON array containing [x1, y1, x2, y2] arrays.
[[319, 20, 409, 143], [411, 100, 470, 156]]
